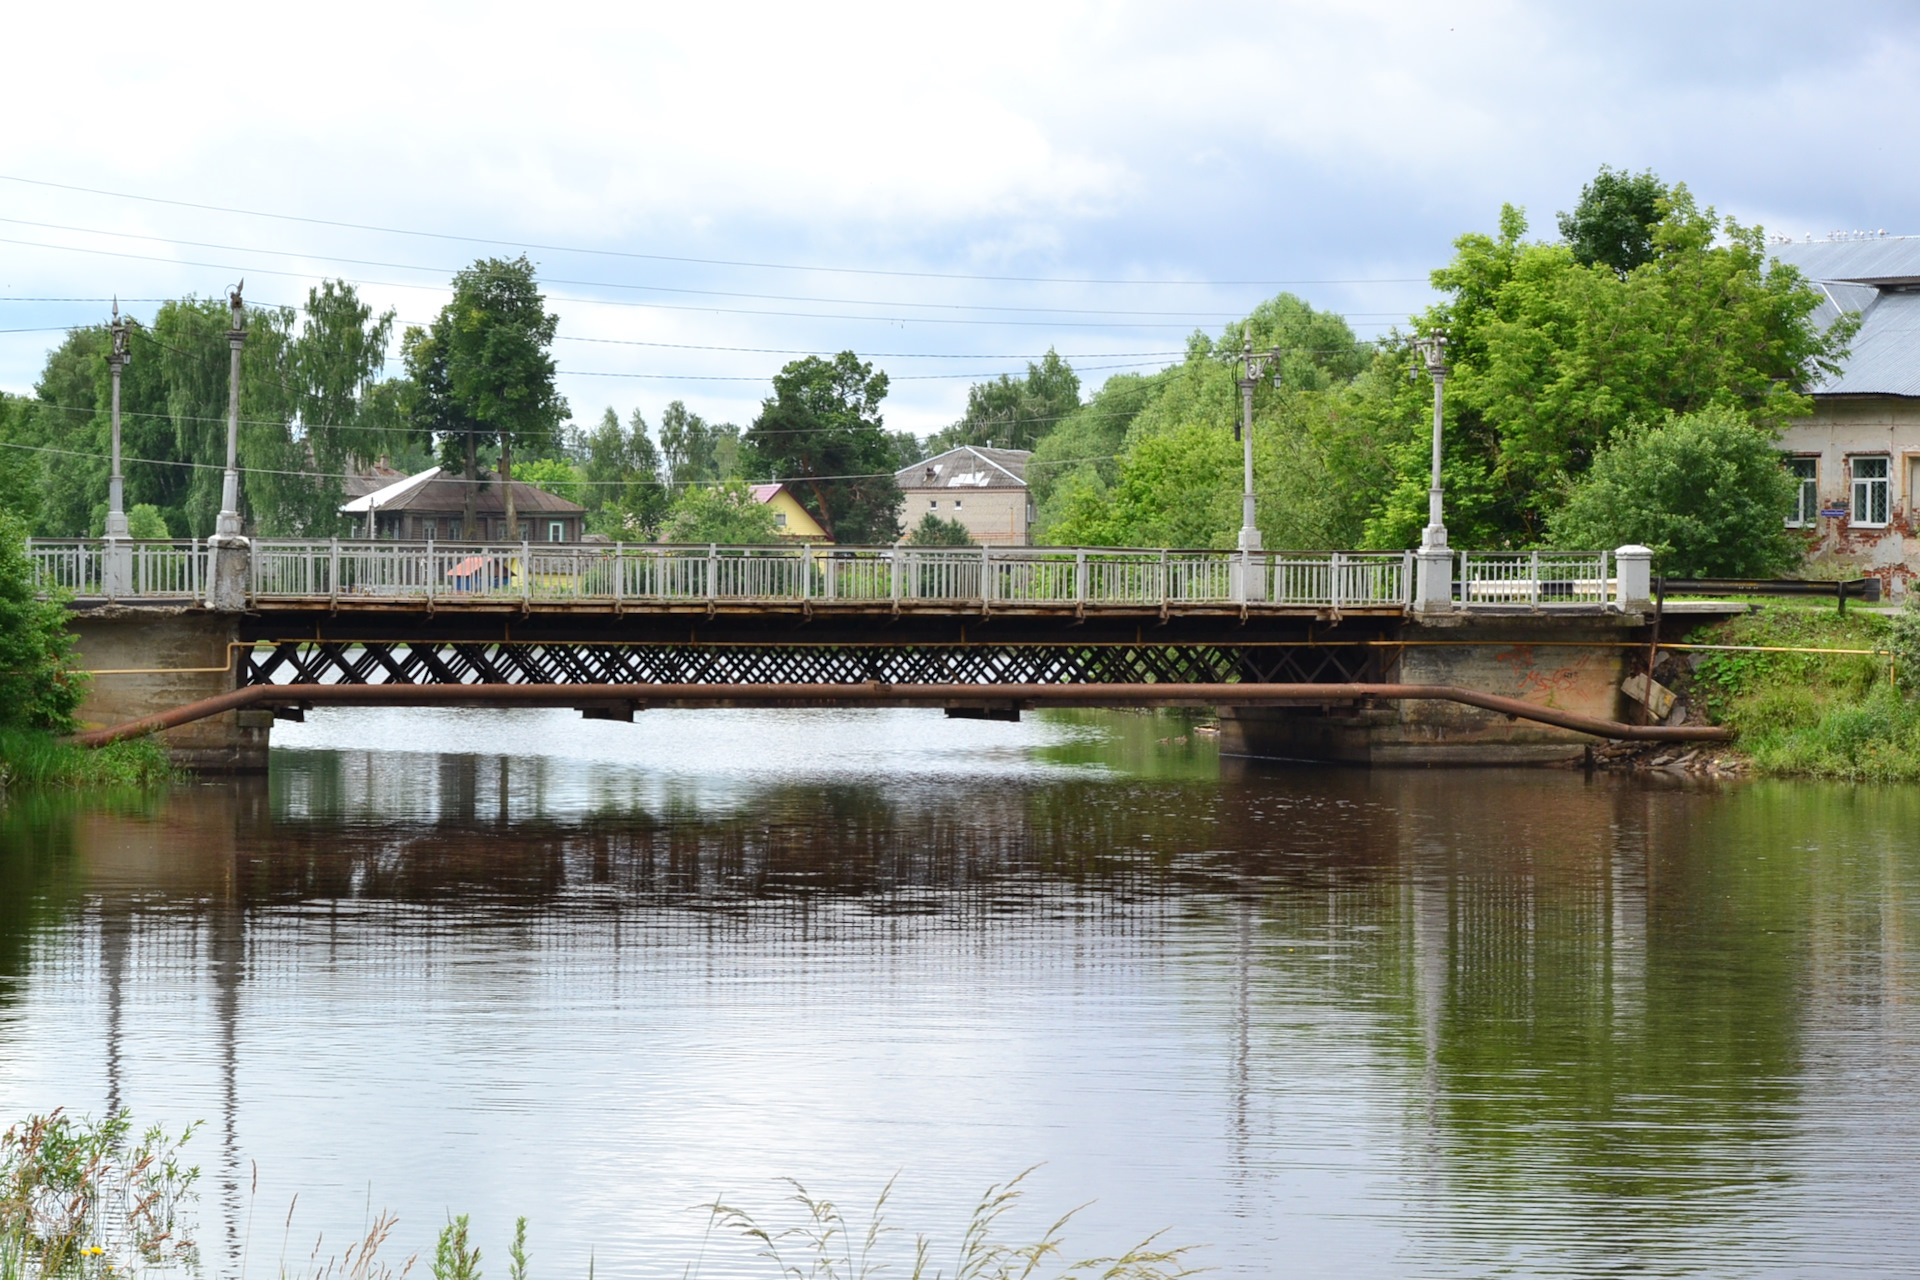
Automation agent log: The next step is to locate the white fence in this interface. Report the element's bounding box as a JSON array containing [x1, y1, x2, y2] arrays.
[[26, 539, 1625, 612], [27, 539, 206, 600], [245, 541, 1417, 608]]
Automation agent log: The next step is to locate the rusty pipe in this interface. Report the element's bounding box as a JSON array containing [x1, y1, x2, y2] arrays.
[[69, 681, 1733, 748]]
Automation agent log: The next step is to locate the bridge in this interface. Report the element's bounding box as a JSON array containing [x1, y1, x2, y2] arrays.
[[32, 538, 1732, 770]]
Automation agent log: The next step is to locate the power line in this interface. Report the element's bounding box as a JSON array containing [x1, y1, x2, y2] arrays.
[[0, 436, 1115, 489], [0, 172, 1427, 289], [0, 217, 1367, 321]]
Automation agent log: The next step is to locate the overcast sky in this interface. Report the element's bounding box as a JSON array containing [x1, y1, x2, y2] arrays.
[[3, 1, 1916, 437]]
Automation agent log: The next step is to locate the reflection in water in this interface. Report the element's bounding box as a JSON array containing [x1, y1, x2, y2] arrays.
[[0, 708, 1917, 1278]]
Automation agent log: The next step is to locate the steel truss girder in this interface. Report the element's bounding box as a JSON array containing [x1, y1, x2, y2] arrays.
[[241, 642, 1380, 689]]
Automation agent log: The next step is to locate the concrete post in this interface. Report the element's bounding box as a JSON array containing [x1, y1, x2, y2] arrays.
[[1409, 333, 1452, 615], [103, 301, 133, 598], [1414, 547, 1454, 613], [1615, 544, 1653, 612], [207, 284, 250, 611]]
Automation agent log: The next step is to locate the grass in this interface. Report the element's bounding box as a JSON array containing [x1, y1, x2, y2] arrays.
[[0, 730, 172, 793], [3, 1114, 1199, 1280], [1682, 603, 1920, 781], [0, 1111, 200, 1280]]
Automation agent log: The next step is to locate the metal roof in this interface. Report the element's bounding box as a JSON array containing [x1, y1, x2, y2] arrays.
[[1767, 238, 1920, 398], [896, 445, 1031, 491], [338, 466, 586, 516], [1771, 236, 1920, 285]]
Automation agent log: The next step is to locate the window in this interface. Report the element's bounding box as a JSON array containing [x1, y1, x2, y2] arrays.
[[494, 520, 509, 540], [1851, 456, 1890, 526], [929, 499, 938, 510], [953, 499, 963, 509], [1785, 458, 1818, 527], [774, 512, 787, 528], [548, 521, 564, 542]]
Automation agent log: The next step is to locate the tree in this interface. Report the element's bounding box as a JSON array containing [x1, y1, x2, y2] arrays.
[[573, 407, 667, 539], [906, 512, 976, 546], [1366, 191, 1851, 549], [746, 353, 900, 544], [1547, 407, 1801, 577], [435, 257, 567, 539], [656, 480, 782, 544], [658, 401, 739, 485], [1558, 166, 1670, 276], [0, 510, 84, 732], [930, 349, 1082, 453], [514, 457, 583, 505]]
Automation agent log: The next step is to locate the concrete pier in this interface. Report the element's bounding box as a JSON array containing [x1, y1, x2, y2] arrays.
[[69, 608, 267, 773]]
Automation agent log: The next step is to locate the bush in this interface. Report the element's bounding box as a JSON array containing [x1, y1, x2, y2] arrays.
[[124, 504, 169, 539], [1548, 406, 1800, 577], [906, 512, 976, 546], [657, 480, 782, 545], [0, 509, 84, 732]]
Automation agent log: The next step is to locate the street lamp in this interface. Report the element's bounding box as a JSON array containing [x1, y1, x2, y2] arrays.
[[215, 282, 246, 540], [1409, 332, 1451, 612], [104, 300, 130, 539], [1233, 335, 1285, 552]]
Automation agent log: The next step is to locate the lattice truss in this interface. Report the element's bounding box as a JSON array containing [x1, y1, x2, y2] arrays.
[[242, 642, 1378, 688]]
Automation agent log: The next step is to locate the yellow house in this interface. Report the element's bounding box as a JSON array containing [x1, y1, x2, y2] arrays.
[[750, 483, 831, 540]]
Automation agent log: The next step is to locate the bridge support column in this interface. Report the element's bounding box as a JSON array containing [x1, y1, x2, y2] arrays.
[[70, 610, 268, 773]]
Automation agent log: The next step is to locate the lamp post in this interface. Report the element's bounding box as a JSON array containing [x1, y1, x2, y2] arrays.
[[208, 282, 251, 611], [1228, 336, 1284, 603], [1233, 335, 1285, 552], [105, 300, 130, 539], [1409, 332, 1452, 612], [215, 282, 246, 540]]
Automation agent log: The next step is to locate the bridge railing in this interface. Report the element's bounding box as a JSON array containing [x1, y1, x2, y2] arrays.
[[28, 539, 206, 600], [29, 538, 1622, 612], [1458, 551, 1613, 608]]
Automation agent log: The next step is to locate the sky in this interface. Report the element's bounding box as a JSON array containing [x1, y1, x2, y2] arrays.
[[2, 0, 1917, 438]]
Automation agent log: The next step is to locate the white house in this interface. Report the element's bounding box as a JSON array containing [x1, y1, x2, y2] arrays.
[[1772, 235, 1920, 595], [896, 446, 1034, 546]]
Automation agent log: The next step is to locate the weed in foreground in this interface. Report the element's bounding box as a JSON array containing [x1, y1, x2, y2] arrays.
[[0, 1110, 200, 1280], [701, 1168, 1204, 1280]]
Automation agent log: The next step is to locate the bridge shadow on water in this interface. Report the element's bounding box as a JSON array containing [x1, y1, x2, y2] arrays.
[[1, 711, 1919, 1277]]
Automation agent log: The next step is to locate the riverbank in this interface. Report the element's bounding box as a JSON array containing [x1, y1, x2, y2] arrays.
[[1654, 602, 1920, 781], [0, 728, 171, 793]]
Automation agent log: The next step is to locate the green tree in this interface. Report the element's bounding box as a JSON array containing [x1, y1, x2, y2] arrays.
[[746, 353, 900, 544], [1547, 407, 1800, 577], [125, 504, 169, 539], [929, 349, 1082, 453], [658, 400, 740, 485], [432, 257, 567, 539], [905, 512, 976, 546], [0, 510, 83, 732], [574, 407, 667, 539], [1558, 165, 1671, 275], [656, 480, 782, 544], [1366, 192, 1850, 549], [514, 457, 583, 505]]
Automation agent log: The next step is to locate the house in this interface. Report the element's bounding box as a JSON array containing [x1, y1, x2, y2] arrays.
[[749, 483, 831, 540], [895, 445, 1034, 546], [1773, 235, 1920, 595], [338, 467, 589, 542], [341, 455, 410, 502]]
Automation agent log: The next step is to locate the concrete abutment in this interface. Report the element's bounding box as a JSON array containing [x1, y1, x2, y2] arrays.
[[70, 608, 268, 773]]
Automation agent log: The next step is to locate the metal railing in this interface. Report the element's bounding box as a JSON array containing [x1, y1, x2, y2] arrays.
[[1458, 550, 1612, 608], [242, 541, 1418, 608], [25, 538, 1629, 612], [27, 539, 206, 600]]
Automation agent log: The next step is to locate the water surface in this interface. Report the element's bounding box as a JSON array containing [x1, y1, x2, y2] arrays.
[[1, 707, 1916, 1278]]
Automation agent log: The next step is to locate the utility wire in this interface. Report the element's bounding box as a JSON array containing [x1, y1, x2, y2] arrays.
[[0, 172, 1428, 288]]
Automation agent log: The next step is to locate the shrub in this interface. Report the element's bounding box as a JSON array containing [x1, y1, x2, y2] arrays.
[[906, 513, 976, 546], [657, 480, 782, 545], [0, 509, 84, 732], [1548, 406, 1800, 577], [124, 504, 169, 540]]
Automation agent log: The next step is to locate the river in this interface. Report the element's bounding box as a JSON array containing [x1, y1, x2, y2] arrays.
[[1, 707, 1917, 1278]]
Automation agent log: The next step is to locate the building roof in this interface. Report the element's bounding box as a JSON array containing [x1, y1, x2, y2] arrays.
[[1770, 237, 1920, 398], [896, 445, 1031, 491], [338, 466, 586, 516], [341, 458, 410, 500]]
